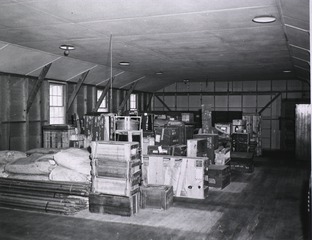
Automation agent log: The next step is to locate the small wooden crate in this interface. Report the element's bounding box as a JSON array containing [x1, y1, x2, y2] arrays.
[[207, 165, 231, 189], [141, 185, 173, 210], [89, 192, 140, 216]]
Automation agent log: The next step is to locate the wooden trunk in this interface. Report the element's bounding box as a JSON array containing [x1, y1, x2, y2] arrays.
[[147, 145, 172, 155], [141, 185, 173, 210], [230, 152, 254, 173], [207, 165, 231, 189], [154, 127, 180, 146], [89, 192, 140, 216]]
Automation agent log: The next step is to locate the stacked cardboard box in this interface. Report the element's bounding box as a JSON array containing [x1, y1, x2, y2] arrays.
[[90, 141, 141, 216]]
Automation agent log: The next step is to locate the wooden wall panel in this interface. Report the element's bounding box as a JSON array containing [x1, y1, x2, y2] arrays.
[[243, 81, 257, 91], [229, 96, 241, 108], [257, 80, 271, 91], [215, 96, 227, 108], [188, 95, 201, 110], [215, 82, 228, 92]]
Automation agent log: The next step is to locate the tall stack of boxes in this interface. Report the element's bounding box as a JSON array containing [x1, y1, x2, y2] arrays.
[[89, 141, 141, 216]]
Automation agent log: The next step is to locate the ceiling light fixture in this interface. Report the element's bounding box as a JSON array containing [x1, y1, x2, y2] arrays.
[[119, 61, 130, 66], [252, 15, 276, 23], [156, 71, 163, 75], [183, 79, 190, 84], [283, 70, 292, 73], [59, 44, 75, 56]]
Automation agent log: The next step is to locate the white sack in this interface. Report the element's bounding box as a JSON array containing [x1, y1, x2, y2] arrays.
[[49, 166, 90, 183], [53, 148, 91, 175], [0, 150, 27, 164], [4, 153, 56, 175]]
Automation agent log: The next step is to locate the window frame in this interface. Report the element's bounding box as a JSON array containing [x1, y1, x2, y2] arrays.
[[96, 89, 108, 112], [49, 82, 66, 125], [130, 93, 138, 110]]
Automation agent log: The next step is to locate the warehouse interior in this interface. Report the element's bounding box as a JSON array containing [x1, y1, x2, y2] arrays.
[[0, 0, 311, 239]]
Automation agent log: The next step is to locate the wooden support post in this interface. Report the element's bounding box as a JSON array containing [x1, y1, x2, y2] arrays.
[[258, 92, 282, 115], [26, 63, 52, 113], [117, 82, 138, 114], [144, 94, 154, 112], [155, 95, 172, 111], [93, 77, 115, 112], [67, 70, 89, 112]]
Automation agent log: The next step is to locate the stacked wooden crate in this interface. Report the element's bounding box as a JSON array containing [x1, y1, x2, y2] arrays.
[[90, 141, 141, 216], [42, 125, 75, 148], [207, 165, 231, 189]]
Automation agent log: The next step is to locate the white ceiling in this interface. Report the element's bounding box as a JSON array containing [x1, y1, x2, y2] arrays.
[[0, 0, 309, 92]]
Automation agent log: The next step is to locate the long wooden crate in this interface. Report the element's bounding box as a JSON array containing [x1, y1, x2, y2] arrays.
[[141, 185, 173, 210], [89, 192, 140, 216], [42, 125, 75, 148], [91, 141, 139, 161]]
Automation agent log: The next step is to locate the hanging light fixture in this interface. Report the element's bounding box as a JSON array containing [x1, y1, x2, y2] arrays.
[[252, 15, 276, 23], [59, 44, 75, 56]]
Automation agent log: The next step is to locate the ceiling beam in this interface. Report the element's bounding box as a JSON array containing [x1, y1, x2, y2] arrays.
[[67, 70, 89, 112], [118, 82, 138, 114], [155, 95, 172, 111], [92, 77, 115, 112], [258, 92, 282, 115], [26, 63, 52, 113]]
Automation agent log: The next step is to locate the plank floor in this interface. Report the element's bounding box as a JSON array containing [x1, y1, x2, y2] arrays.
[[0, 152, 310, 240]]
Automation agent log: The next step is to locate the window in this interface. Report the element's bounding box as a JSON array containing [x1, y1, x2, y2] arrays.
[[49, 83, 65, 124], [97, 89, 108, 112], [130, 94, 137, 110]]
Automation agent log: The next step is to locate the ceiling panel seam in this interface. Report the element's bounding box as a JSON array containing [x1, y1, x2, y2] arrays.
[[75, 5, 276, 24], [0, 43, 9, 51], [95, 71, 125, 86], [65, 65, 98, 81], [26, 56, 62, 75], [119, 76, 146, 89]]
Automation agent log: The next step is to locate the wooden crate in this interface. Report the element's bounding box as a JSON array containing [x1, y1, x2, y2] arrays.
[[91, 141, 139, 161], [89, 192, 140, 216], [42, 125, 75, 148], [94, 159, 141, 179], [187, 138, 208, 158], [92, 174, 140, 196], [141, 185, 173, 210], [207, 165, 231, 189]]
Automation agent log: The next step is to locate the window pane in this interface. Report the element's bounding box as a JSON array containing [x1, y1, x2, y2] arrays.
[[49, 83, 65, 124]]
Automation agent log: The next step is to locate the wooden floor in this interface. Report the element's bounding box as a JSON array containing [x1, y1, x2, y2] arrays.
[[0, 152, 310, 240]]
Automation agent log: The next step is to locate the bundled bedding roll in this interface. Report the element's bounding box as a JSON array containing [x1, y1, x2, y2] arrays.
[[4, 153, 56, 175]]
